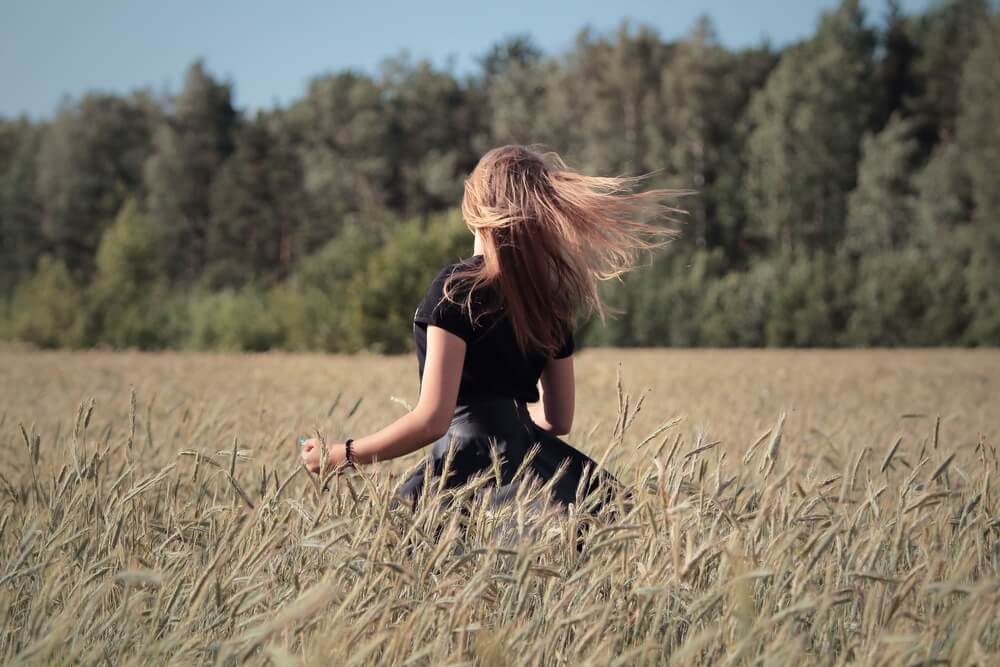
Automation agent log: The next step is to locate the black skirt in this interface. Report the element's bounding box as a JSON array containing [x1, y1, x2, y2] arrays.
[[395, 397, 623, 518]]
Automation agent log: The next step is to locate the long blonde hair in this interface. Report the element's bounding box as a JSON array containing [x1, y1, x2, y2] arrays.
[[447, 144, 685, 356]]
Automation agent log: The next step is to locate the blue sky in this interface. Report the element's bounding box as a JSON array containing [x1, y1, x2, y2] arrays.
[[1, 0, 937, 120]]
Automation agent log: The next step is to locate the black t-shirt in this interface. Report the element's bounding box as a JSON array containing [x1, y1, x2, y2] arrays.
[[412, 255, 574, 404]]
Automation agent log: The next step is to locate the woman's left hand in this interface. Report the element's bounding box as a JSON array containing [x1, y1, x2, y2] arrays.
[[299, 438, 345, 474]]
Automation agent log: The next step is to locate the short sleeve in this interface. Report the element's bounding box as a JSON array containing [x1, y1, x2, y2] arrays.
[[553, 328, 575, 359], [414, 265, 475, 342]]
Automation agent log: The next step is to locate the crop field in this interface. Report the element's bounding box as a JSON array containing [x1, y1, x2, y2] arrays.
[[1, 348, 999, 665]]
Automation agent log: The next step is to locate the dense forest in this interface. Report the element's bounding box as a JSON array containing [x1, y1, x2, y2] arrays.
[[1, 0, 997, 352]]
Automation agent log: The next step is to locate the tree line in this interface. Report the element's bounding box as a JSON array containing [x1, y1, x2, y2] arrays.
[[1, 0, 997, 352]]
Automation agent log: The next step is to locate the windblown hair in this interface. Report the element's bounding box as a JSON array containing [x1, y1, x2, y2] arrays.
[[447, 144, 686, 357]]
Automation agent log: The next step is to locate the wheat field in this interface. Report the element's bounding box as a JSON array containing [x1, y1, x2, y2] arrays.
[[1, 348, 999, 666]]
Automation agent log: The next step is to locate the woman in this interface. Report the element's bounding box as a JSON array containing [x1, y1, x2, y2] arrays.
[[300, 144, 681, 519]]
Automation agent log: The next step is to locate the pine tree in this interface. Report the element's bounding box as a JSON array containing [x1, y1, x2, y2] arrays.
[[660, 17, 726, 247], [746, 0, 878, 255], [10, 256, 86, 348], [35, 93, 155, 279], [912, 140, 972, 247], [907, 0, 989, 150], [0, 122, 45, 295], [957, 13, 1000, 234], [379, 56, 478, 216], [487, 56, 551, 147], [289, 70, 392, 226], [89, 199, 175, 348], [476, 34, 543, 88], [875, 0, 920, 129], [208, 112, 307, 287], [564, 22, 668, 175], [845, 114, 920, 253], [956, 12, 1000, 345], [144, 61, 237, 284]]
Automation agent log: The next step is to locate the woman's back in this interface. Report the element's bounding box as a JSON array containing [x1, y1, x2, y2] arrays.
[[412, 254, 574, 405], [402, 257, 617, 523]]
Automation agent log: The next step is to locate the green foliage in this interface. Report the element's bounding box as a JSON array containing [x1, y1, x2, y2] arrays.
[[93, 199, 163, 290], [87, 199, 177, 349], [659, 18, 753, 249], [584, 249, 731, 348], [845, 250, 935, 346], [846, 115, 920, 253], [144, 60, 237, 284], [920, 237, 972, 344], [908, 0, 990, 147], [746, 0, 877, 254], [0, 121, 45, 295], [198, 210, 472, 354], [964, 239, 1000, 345], [349, 209, 471, 353], [912, 140, 972, 246], [188, 287, 283, 352], [698, 265, 775, 347], [35, 93, 155, 280], [9, 256, 86, 348], [764, 256, 843, 347], [957, 13, 1000, 232], [273, 222, 385, 353], [208, 112, 308, 287]]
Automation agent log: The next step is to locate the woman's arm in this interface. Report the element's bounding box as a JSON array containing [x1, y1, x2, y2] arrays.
[[528, 355, 575, 436], [300, 325, 465, 472]]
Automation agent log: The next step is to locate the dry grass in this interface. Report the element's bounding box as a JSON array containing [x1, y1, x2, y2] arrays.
[[1, 348, 999, 665]]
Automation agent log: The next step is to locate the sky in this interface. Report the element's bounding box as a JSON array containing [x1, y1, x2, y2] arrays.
[[1, 0, 938, 120]]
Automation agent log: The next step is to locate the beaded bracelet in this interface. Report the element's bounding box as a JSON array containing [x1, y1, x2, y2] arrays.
[[344, 438, 355, 466]]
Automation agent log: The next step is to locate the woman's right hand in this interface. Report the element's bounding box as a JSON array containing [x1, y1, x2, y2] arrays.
[[300, 438, 326, 474]]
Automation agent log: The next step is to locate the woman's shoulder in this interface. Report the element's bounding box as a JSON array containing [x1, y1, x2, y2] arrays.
[[447, 254, 484, 273], [430, 255, 484, 290], [421, 256, 477, 306], [415, 256, 490, 340], [422, 255, 501, 321]]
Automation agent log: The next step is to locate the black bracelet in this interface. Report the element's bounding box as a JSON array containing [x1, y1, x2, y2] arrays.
[[344, 438, 355, 466]]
